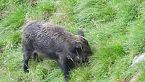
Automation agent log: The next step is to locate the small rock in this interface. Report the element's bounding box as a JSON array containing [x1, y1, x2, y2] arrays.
[[131, 53, 145, 66]]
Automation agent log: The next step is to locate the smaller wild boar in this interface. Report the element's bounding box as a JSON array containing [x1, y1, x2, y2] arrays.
[[22, 21, 92, 82]]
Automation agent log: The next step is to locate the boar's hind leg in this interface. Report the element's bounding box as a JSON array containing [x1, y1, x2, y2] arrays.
[[23, 49, 33, 73], [33, 52, 39, 62], [33, 52, 38, 61], [33, 53, 43, 62]]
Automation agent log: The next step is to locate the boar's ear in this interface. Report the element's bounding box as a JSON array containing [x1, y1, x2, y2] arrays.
[[77, 29, 84, 37]]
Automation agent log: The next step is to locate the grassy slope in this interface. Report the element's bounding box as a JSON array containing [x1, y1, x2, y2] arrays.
[[0, 0, 145, 82]]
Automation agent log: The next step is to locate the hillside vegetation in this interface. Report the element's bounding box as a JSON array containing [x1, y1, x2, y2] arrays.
[[0, 0, 145, 82]]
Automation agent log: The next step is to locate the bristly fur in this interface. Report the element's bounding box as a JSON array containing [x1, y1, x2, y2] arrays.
[[22, 21, 92, 82]]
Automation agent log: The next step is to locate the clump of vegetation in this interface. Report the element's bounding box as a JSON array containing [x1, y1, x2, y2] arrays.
[[27, 0, 56, 20], [74, 0, 116, 23]]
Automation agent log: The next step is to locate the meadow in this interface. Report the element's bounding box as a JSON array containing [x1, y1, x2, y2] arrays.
[[0, 0, 145, 82]]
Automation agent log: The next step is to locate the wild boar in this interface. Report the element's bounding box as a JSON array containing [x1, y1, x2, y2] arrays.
[[22, 21, 92, 82]]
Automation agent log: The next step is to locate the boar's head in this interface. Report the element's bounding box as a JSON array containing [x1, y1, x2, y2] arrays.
[[69, 30, 92, 64]]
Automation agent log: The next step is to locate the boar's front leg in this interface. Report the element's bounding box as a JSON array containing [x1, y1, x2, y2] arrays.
[[57, 54, 72, 82]]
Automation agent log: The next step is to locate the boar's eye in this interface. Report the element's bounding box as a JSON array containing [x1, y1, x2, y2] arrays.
[[71, 45, 82, 54]]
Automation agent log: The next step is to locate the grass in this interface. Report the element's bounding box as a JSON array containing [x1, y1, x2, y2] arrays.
[[0, 0, 145, 82]]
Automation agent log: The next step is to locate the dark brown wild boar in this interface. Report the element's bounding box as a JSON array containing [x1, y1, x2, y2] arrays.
[[22, 21, 92, 82]]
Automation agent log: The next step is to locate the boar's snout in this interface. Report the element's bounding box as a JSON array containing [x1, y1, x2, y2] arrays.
[[70, 41, 92, 64]]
